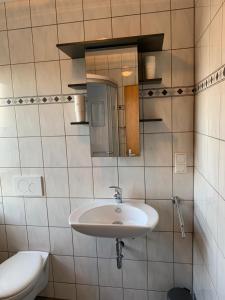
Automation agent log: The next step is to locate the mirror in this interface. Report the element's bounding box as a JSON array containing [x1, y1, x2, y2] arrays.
[[85, 46, 140, 157]]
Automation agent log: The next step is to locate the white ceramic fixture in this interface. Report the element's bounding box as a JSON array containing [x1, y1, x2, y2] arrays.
[[0, 251, 49, 300], [69, 201, 159, 238]]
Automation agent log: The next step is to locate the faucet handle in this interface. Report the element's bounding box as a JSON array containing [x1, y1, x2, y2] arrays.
[[109, 186, 122, 194]]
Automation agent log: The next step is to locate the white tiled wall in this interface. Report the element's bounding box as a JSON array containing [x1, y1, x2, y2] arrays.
[[194, 0, 225, 299], [0, 1, 194, 299]]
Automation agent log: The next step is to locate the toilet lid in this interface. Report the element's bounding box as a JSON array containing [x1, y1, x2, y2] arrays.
[[0, 252, 43, 299]]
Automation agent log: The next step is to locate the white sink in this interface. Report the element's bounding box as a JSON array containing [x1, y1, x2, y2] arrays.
[[69, 201, 159, 238]]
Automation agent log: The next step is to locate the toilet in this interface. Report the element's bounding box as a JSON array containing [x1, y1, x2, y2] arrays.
[[0, 251, 49, 300]]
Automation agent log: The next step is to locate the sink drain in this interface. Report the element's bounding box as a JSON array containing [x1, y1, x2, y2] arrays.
[[112, 221, 123, 225]]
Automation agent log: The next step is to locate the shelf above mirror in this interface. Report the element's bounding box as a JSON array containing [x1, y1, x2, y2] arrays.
[[56, 33, 164, 59]]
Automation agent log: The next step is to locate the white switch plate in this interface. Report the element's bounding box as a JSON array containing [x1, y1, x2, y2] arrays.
[[14, 176, 43, 197], [175, 153, 187, 174], [175, 164, 187, 174], [175, 153, 187, 165]]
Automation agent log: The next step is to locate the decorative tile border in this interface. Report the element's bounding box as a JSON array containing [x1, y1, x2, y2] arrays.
[[0, 94, 75, 107], [141, 86, 194, 98], [195, 64, 225, 94], [0, 85, 195, 107]]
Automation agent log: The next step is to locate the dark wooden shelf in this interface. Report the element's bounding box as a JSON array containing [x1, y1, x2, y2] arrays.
[[57, 34, 164, 59], [140, 78, 162, 85], [68, 83, 87, 90], [71, 119, 162, 125], [70, 121, 89, 125], [140, 118, 163, 122]]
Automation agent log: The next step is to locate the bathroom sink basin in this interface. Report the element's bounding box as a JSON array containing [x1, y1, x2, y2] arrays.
[[69, 201, 159, 238]]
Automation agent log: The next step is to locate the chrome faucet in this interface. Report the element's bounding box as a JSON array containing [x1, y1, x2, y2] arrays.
[[109, 186, 122, 203]]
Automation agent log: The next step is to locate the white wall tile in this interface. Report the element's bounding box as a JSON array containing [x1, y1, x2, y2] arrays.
[[123, 236, 147, 260], [148, 291, 167, 300], [83, 0, 111, 20], [25, 197, 48, 226], [172, 8, 194, 49], [144, 133, 172, 166], [145, 167, 172, 199], [56, 0, 83, 23], [19, 137, 43, 167], [0, 4, 6, 31], [8, 28, 33, 64], [66, 135, 92, 167], [33, 25, 59, 62], [52, 255, 75, 283], [141, 0, 170, 13], [47, 197, 70, 227], [0, 168, 21, 196], [30, 0, 56, 26], [50, 227, 73, 255], [0, 65, 13, 98], [0, 31, 10, 65], [147, 200, 173, 231], [98, 258, 122, 287], [45, 168, 69, 197], [12, 63, 37, 97], [143, 98, 172, 133], [16, 105, 40, 137], [147, 232, 173, 262], [173, 167, 194, 200], [36, 61, 61, 95], [148, 261, 173, 291], [100, 287, 123, 300], [141, 11, 171, 50], [54, 283, 76, 300], [75, 257, 98, 285], [73, 231, 97, 257], [124, 289, 148, 300], [27, 226, 50, 251], [174, 232, 192, 264], [0, 106, 17, 137], [42, 137, 67, 167], [0, 138, 19, 167], [93, 167, 118, 198], [123, 260, 147, 289], [97, 237, 117, 258], [58, 22, 84, 45], [39, 104, 65, 136], [5, 0, 30, 30], [172, 48, 194, 87], [172, 96, 194, 132], [77, 285, 99, 300], [69, 167, 93, 198], [3, 197, 26, 225], [174, 263, 192, 291], [84, 18, 112, 41], [6, 225, 28, 251], [111, 0, 140, 16], [172, 0, 194, 9], [112, 15, 140, 38], [118, 167, 145, 199]]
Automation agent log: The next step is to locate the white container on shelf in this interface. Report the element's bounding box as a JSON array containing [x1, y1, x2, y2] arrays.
[[74, 95, 86, 122], [145, 55, 156, 79]]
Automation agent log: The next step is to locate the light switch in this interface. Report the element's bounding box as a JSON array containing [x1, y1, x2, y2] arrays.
[[14, 176, 43, 197], [175, 164, 187, 174], [175, 153, 187, 174], [175, 153, 187, 165]]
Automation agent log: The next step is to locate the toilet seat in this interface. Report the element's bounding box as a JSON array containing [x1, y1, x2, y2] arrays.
[[0, 252, 44, 300]]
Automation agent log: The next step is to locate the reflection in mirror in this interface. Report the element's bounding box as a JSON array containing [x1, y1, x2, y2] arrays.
[[85, 46, 139, 157]]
